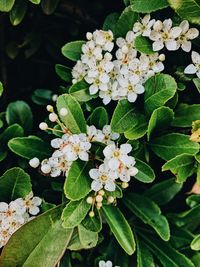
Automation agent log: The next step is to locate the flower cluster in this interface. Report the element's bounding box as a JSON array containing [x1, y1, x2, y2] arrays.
[[0, 192, 41, 248], [184, 51, 200, 78], [71, 16, 199, 105], [89, 144, 138, 192]]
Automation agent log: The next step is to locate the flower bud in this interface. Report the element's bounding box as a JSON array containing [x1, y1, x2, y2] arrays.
[[96, 202, 102, 209], [29, 157, 40, 168], [39, 122, 48, 130], [96, 195, 103, 203], [121, 182, 129, 189], [159, 54, 165, 61], [52, 94, 58, 102], [86, 197, 93, 204], [49, 113, 58, 122], [89, 211, 95, 218], [60, 108, 68, 116], [86, 32, 93, 40], [46, 105, 53, 112], [107, 196, 114, 204], [98, 190, 105, 196], [41, 164, 51, 174]]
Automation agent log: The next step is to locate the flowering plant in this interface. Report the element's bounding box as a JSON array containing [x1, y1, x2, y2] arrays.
[[0, 0, 200, 266]]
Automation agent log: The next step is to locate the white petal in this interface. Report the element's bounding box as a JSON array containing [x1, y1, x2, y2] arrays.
[[142, 14, 150, 25], [108, 158, 120, 170], [105, 180, 116, 192], [79, 151, 89, 161], [120, 144, 132, 154], [99, 261, 106, 267], [135, 84, 145, 94], [170, 27, 182, 39], [129, 166, 138, 176], [165, 40, 178, 51], [180, 20, 189, 34], [91, 180, 102, 191], [29, 206, 40, 216], [89, 169, 99, 179], [0, 202, 8, 212], [192, 51, 200, 64], [184, 64, 197, 74], [152, 41, 164, 51], [89, 84, 98, 95], [106, 261, 113, 267], [121, 155, 133, 165], [181, 41, 191, 52], [163, 19, 172, 31], [32, 197, 42, 206], [103, 144, 115, 158], [197, 71, 200, 78], [128, 92, 137, 102], [186, 28, 199, 40], [149, 31, 160, 41]]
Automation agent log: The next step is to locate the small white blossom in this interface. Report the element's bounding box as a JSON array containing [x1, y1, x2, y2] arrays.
[[22, 192, 42, 215], [89, 163, 117, 192], [150, 19, 182, 51], [177, 20, 199, 52], [133, 14, 155, 37], [184, 51, 200, 78]]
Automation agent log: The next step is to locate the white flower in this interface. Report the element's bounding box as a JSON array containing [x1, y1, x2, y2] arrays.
[[81, 40, 103, 66], [150, 19, 182, 51], [93, 30, 114, 52], [22, 192, 42, 215], [133, 14, 155, 37], [177, 20, 199, 52], [48, 152, 72, 177], [184, 51, 200, 78], [103, 143, 133, 170], [72, 60, 88, 84], [89, 163, 117, 192]]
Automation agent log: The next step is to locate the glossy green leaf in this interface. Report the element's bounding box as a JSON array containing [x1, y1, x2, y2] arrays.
[[29, 0, 41, 4], [136, 237, 155, 267], [41, 0, 60, 15], [102, 205, 136, 255], [69, 80, 93, 102], [144, 74, 177, 115], [145, 178, 182, 205], [62, 41, 85, 61], [139, 231, 195, 267], [172, 104, 200, 127], [64, 160, 92, 201], [147, 106, 174, 140], [167, 0, 200, 25], [0, 205, 73, 267], [102, 12, 119, 34], [134, 159, 155, 183], [82, 210, 102, 232], [32, 89, 53, 105], [131, 0, 169, 12], [89, 106, 109, 129], [191, 235, 200, 251], [115, 6, 139, 37], [111, 99, 138, 133], [124, 193, 170, 241], [162, 154, 195, 183], [55, 64, 72, 83], [186, 195, 200, 208], [0, 0, 15, 12], [9, 0, 27, 26], [62, 199, 90, 228], [134, 36, 155, 55], [0, 167, 31, 202], [124, 114, 148, 140], [151, 133, 199, 161], [6, 101, 33, 133], [193, 78, 200, 93], [0, 81, 3, 97], [57, 94, 87, 133], [8, 136, 53, 160]]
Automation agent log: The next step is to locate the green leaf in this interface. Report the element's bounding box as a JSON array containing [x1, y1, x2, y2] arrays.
[[62, 199, 90, 228], [102, 12, 119, 34], [134, 159, 155, 183], [0, 0, 15, 12], [6, 101, 33, 133], [69, 80, 94, 102], [131, 0, 169, 12], [125, 114, 148, 140], [8, 136, 53, 160], [191, 235, 200, 251], [138, 231, 195, 267], [124, 193, 170, 241], [167, 0, 200, 25], [32, 89, 53, 105], [102, 205, 136, 255], [82, 210, 102, 232], [186, 195, 200, 208], [115, 6, 139, 37], [134, 36, 155, 55], [0, 124, 24, 154], [57, 94, 87, 134], [144, 178, 182, 205], [193, 78, 200, 93], [162, 154, 195, 183], [41, 0, 60, 15], [0, 167, 31, 202], [172, 104, 200, 127], [144, 74, 177, 115], [89, 106, 109, 129], [9, 0, 27, 26], [0, 81, 3, 97], [61, 41, 85, 61], [28, 0, 41, 4], [136, 237, 155, 267], [150, 133, 199, 161], [0, 205, 73, 267], [55, 64, 72, 83], [111, 99, 138, 133], [147, 106, 174, 140], [64, 160, 92, 201]]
